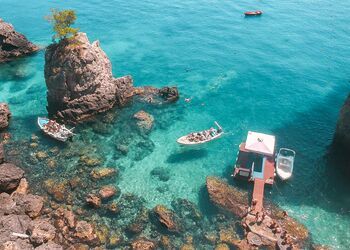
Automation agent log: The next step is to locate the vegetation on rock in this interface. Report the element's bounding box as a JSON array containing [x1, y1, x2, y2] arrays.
[[46, 9, 78, 41]]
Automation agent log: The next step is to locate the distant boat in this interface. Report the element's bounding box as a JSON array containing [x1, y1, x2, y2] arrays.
[[37, 117, 74, 142], [244, 10, 263, 16], [177, 121, 223, 146], [276, 148, 295, 180]]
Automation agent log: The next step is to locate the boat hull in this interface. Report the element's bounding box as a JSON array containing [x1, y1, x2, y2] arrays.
[[177, 132, 223, 146], [37, 117, 72, 142]]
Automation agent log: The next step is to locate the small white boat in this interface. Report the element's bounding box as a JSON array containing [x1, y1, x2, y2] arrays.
[[177, 121, 223, 146], [276, 148, 295, 180], [37, 117, 74, 142]]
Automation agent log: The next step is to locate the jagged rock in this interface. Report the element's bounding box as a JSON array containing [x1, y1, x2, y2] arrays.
[[0, 103, 11, 131], [44, 32, 134, 123], [153, 205, 180, 233], [134, 86, 179, 104], [0, 193, 16, 215], [34, 241, 63, 250], [0, 214, 31, 244], [0, 19, 39, 63], [159, 87, 179, 103], [13, 178, 29, 195], [98, 185, 117, 200], [28, 219, 56, 246], [131, 238, 156, 250], [74, 221, 98, 244], [133, 110, 154, 132], [90, 167, 117, 180], [206, 176, 248, 217], [0, 144, 4, 163], [0, 239, 34, 250], [12, 194, 43, 218], [0, 163, 24, 192]]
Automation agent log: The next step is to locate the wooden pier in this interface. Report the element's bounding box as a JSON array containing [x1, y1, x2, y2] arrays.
[[251, 157, 275, 212]]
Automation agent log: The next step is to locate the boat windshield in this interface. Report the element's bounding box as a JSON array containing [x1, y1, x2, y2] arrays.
[[279, 149, 295, 157]]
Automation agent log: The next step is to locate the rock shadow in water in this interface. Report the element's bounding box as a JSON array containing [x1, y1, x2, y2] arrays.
[[166, 149, 208, 164]]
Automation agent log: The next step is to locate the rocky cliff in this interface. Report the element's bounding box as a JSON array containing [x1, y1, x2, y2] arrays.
[[0, 18, 39, 63], [45, 32, 179, 123]]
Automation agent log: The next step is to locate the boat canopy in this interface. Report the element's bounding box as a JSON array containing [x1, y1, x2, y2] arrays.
[[245, 131, 275, 156]]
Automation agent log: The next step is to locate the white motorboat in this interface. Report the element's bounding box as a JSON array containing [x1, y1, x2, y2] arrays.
[[37, 117, 74, 142], [177, 121, 223, 146], [276, 148, 295, 180]]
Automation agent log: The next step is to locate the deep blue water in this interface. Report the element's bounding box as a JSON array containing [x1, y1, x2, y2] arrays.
[[1, 0, 350, 248]]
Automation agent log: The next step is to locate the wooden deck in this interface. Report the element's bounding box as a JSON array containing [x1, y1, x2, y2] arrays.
[[251, 156, 275, 212]]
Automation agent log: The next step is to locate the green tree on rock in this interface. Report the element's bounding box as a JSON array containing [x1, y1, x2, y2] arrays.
[[46, 9, 78, 41]]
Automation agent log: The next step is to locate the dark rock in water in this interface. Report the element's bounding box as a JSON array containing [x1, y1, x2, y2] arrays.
[[159, 87, 180, 103], [28, 218, 56, 245], [206, 176, 249, 218], [74, 220, 98, 244], [86, 193, 101, 208], [0, 163, 24, 192], [0, 19, 39, 63], [98, 185, 118, 200], [0, 143, 4, 163], [126, 208, 149, 235], [152, 205, 181, 233], [131, 237, 157, 250], [44, 32, 134, 123], [0, 103, 11, 130], [150, 167, 170, 182], [334, 94, 350, 149]]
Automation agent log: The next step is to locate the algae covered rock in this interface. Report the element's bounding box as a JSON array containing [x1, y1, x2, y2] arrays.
[[90, 167, 118, 180], [74, 220, 98, 244], [134, 110, 154, 132], [131, 237, 157, 250], [85, 193, 101, 208], [152, 205, 181, 233]]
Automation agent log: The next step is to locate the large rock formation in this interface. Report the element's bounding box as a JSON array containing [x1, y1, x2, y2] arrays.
[[44, 32, 134, 123], [0, 103, 11, 130], [44, 32, 179, 123], [0, 18, 39, 63]]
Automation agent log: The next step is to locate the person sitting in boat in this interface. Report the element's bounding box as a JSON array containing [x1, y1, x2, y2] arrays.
[[209, 128, 216, 136]]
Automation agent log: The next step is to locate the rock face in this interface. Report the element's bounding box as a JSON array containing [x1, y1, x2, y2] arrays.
[[0, 19, 39, 63], [0, 103, 11, 130], [44, 32, 134, 123], [0, 163, 24, 192]]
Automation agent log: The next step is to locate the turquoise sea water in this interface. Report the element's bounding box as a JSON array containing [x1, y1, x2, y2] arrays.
[[1, 0, 350, 248]]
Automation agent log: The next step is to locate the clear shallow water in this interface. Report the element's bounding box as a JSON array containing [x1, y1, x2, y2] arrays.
[[1, 0, 350, 248]]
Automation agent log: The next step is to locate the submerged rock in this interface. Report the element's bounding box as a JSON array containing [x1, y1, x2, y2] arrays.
[[85, 194, 101, 208], [0, 19, 39, 63], [0, 163, 24, 192], [150, 167, 170, 182], [90, 167, 117, 180], [131, 238, 157, 250], [44, 32, 134, 123], [74, 220, 98, 244], [0, 103, 11, 130], [98, 185, 118, 200], [134, 110, 154, 133], [152, 205, 181, 233]]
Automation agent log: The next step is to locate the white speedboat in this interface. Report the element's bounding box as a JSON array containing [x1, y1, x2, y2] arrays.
[[276, 148, 295, 180], [177, 121, 223, 146], [37, 117, 74, 142]]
